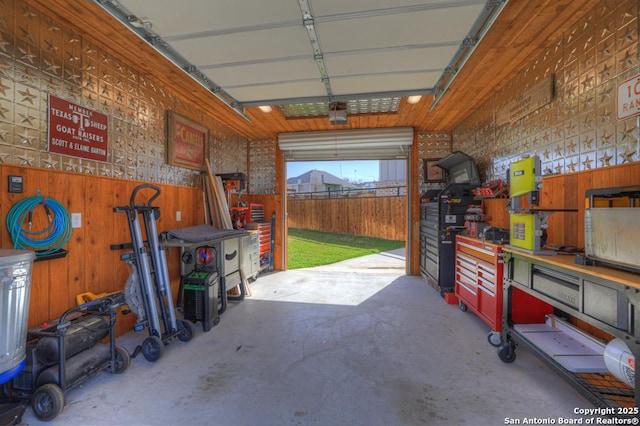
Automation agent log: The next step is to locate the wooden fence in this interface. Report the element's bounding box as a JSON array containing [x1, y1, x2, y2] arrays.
[[287, 195, 406, 241], [288, 185, 407, 199]]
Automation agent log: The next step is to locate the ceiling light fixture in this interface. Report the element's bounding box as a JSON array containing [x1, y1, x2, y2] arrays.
[[407, 95, 422, 105], [258, 105, 273, 113]]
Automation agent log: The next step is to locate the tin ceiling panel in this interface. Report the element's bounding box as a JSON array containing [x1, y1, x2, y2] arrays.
[[282, 97, 401, 117], [103, 0, 503, 116]]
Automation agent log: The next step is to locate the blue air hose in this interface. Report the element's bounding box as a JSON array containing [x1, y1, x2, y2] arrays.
[[6, 195, 72, 256]]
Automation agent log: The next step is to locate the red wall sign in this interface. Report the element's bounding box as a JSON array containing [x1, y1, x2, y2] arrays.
[[166, 111, 209, 170], [48, 94, 109, 162]]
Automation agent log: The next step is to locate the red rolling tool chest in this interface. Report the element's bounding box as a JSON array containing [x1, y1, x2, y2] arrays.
[[455, 235, 552, 346]]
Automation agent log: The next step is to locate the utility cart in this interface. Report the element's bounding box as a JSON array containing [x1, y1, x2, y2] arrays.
[[6, 294, 130, 421]]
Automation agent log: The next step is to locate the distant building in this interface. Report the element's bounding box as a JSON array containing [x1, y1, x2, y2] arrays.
[[379, 160, 406, 183], [375, 160, 407, 196], [287, 169, 359, 195]]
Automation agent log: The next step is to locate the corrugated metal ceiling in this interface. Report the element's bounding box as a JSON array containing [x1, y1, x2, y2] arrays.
[[95, 0, 506, 119]]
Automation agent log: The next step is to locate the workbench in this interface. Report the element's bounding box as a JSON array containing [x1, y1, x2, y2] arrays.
[[160, 225, 249, 307], [500, 249, 640, 409]]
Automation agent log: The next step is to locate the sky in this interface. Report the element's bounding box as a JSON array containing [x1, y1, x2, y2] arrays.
[[286, 160, 379, 183]]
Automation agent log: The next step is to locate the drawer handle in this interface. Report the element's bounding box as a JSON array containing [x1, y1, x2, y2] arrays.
[[458, 281, 477, 296], [478, 285, 495, 297], [225, 250, 238, 261]]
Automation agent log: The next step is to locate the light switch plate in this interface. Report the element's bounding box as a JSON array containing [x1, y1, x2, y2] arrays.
[[71, 213, 82, 228]]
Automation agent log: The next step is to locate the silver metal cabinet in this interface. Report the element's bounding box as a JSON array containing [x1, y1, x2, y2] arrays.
[[241, 231, 260, 281]]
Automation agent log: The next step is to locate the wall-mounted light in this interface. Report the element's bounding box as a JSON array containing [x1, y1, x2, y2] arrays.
[[258, 105, 273, 113], [407, 95, 422, 105]]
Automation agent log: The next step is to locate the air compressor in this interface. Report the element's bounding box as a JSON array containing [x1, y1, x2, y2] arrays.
[[35, 314, 110, 366], [35, 344, 112, 388]]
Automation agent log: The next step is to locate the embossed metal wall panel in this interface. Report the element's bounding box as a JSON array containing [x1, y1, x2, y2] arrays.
[[249, 139, 277, 195], [0, 0, 251, 188], [453, 0, 639, 182], [416, 131, 451, 193]]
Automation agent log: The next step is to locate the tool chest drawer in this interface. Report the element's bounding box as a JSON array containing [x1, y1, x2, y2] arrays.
[[246, 222, 271, 255], [505, 253, 632, 333], [455, 235, 503, 331], [258, 224, 271, 255], [246, 221, 272, 271]]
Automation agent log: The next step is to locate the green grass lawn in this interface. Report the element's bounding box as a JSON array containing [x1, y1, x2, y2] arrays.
[[287, 228, 404, 269]]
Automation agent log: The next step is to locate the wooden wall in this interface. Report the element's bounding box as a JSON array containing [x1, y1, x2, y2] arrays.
[[482, 161, 640, 248], [287, 197, 406, 242], [541, 161, 640, 249], [1, 164, 204, 335]]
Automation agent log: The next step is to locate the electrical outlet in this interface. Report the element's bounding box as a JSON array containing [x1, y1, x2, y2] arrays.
[[176, 211, 181, 221], [71, 213, 82, 228]]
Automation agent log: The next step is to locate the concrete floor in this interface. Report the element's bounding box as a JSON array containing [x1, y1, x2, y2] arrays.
[[20, 250, 593, 425]]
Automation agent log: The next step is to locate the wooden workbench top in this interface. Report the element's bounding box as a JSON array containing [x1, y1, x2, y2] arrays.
[[504, 249, 640, 289]]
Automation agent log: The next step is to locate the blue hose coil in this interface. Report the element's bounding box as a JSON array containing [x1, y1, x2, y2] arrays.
[[6, 195, 72, 256]]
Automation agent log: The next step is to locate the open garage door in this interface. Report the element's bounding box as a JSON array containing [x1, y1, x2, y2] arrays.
[[278, 127, 413, 161], [280, 127, 414, 274]]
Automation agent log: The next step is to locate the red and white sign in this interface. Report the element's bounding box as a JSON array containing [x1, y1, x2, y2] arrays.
[[616, 73, 640, 121], [48, 94, 109, 162]]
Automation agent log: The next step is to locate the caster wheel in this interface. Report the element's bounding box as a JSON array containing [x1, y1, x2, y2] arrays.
[[113, 345, 131, 373], [498, 343, 516, 363], [487, 331, 502, 347], [178, 319, 195, 342], [458, 301, 468, 312], [32, 383, 65, 421], [213, 316, 221, 326], [142, 335, 164, 362]]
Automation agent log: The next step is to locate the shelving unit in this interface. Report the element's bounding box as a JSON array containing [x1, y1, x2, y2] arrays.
[[500, 249, 640, 409]]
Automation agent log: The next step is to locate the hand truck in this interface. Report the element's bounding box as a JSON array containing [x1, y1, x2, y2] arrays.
[[113, 184, 194, 362]]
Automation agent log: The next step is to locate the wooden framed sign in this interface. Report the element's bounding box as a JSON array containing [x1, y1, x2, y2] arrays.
[[424, 158, 445, 183], [166, 111, 209, 170]]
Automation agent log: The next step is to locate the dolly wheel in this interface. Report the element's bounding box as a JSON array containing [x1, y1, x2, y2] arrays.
[[498, 342, 516, 363], [213, 316, 220, 326], [113, 345, 131, 373], [487, 331, 502, 347], [32, 383, 65, 421], [178, 319, 194, 342], [142, 336, 164, 362], [458, 301, 468, 312]]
